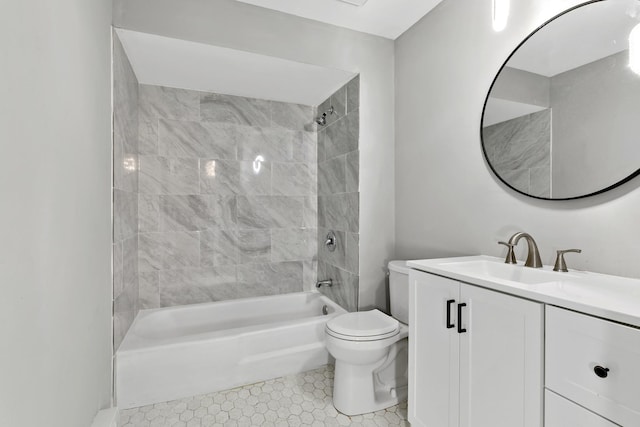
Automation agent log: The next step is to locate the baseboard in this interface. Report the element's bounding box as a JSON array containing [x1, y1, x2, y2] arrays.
[[91, 407, 118, 427]]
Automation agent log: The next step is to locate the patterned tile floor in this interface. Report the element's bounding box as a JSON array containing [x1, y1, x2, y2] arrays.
[[119, 365, 408, 427]]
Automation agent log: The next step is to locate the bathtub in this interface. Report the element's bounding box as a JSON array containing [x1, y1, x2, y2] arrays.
[[116, 291, 346, 409]]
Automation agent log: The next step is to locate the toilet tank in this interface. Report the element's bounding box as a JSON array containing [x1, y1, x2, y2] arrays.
[[388, 260, 411, 324]]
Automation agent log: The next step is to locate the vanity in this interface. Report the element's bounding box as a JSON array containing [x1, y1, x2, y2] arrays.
[[406, 255, 640, 427]]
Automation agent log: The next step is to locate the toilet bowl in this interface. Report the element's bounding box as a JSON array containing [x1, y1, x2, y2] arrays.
[[325, 261, 411, 416]]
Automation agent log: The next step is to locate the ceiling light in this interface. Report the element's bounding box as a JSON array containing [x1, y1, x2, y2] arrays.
[[338, 0, 368, 6], [492, 0, 510, 32]]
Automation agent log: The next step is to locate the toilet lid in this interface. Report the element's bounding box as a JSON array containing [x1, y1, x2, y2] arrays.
[[326, 309, 399, 338]]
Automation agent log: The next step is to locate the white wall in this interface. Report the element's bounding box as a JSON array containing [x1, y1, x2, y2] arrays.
[[0, 1, 113, 426], [113, 0, 396, 311], [395, 0, 640, 278]]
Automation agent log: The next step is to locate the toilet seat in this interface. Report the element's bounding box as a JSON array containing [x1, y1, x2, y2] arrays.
[[326, 310, 400, 342]]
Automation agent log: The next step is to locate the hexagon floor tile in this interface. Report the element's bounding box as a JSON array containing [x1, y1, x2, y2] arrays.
[[119, 364, 408, 426]]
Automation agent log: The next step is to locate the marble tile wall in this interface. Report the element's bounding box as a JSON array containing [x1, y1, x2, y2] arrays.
[[316, 76, 360, 312], [482, 109, 551, 198], [112, 32, 139, 351], [136, 84, 318, 308]]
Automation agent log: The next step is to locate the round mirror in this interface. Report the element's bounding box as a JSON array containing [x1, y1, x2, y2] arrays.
[[482, 0, 640, 200]]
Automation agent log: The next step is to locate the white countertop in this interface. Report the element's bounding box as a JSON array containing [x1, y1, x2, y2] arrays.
[[407, 255, 640, 328]]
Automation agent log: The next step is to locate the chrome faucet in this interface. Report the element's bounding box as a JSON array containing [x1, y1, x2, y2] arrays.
[[501, 232, 543, 268], [316, 279, 333, 288]]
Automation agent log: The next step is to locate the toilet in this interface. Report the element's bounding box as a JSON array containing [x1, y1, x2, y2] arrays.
[[325, 260, 411, 416]]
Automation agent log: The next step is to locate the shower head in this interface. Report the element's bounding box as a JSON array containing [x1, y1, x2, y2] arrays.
[[315, 106, 335, 126]]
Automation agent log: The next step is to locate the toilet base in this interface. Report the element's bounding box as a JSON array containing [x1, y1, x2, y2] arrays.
[[331, 339, 408, 416]]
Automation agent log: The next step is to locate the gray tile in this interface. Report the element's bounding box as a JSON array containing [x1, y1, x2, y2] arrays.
[[236, 126, 295, 163], [138, 231, 200, 272], [114, 310, 135, 351], [113, 189, 137, 241], [199, 159, 271, 196], [138, 117, 158, 155], [113, 131, 138, 193], [530, 166, 551, 198], [114, 275, 137, 314], [200, 229, 238, 267], [113, 242, 124, 299], [317, 228, 345, 270], [317, 129, 327, 163], [113, 37, 138, 156], [317, 261, 358, 312], [157, 119, 236, 159], [318, 156, 346, 195], [237, 196, 304, 229], [157, 195, 236, 232], [159, 266, 237, 306], [483, 109, 551, 173], [330, 84, 347, 119], [139, 271, 159, 310], [139, 156, 199, 195], [303, 260, 318, 292], [302, 196, 317, 229], [139, 84, 200, 122], [272, 228, 316, 262], [271, 101, 314, 131], [200, 93, 270, 127], [292, 131, 317, 164], [123, 236, 138, 302], [237, 229, 271, 264], [345, 232, 359, 275], [346, 150, 359, 193], [272, 163, 314, 196], [318, 192, 359, 233], [323, 111, 359, 160], [138, 194, 159, 232], [346, 76, 360, 114], [501, 168, 530, 194], [236, 262, 303, 296]]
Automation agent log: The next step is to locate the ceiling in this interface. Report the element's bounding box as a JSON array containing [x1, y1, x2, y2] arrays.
[[116, 29, 356, 106], [509, 0, 640, 77], [233, 0, 444, 39]]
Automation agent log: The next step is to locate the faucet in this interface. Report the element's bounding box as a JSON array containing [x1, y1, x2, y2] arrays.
[[316, 279, 333, 288], [503, 232, 543, 268]]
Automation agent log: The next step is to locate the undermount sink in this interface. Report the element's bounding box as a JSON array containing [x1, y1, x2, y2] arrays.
[[437, 258, 572, 285]]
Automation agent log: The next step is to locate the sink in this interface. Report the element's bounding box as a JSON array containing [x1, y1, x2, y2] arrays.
[[407, 255, 640, 330], [437, 259, 570, 285]]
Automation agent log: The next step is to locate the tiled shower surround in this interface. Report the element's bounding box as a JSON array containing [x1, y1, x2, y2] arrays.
[[113, 33, 140, 350], [136, 85, 320, 309], [482, 109, 551, 198], [316, 78, 360, 312]]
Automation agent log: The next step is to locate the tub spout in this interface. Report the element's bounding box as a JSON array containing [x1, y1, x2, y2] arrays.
[[316, 279, 333, 288]]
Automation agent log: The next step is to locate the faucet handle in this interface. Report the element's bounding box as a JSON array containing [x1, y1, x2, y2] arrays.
[[498, 241, 517, 264], [553, 249, 582, 272]]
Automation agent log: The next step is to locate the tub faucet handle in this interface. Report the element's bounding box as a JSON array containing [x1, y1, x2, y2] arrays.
[[498, 241, 517, 264], [553, 249, 582, 272]]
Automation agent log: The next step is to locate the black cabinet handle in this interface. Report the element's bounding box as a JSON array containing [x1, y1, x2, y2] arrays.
[[457, 303, 467, 334], [446, 299, 455, 329], [594, 366, 610, 378]]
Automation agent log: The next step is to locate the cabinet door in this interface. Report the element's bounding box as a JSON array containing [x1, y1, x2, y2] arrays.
[[409, 271, 460, 427], [458, 283, 543, 427]]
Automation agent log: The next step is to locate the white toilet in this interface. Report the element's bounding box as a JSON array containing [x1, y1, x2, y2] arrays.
[[325, 260, 411, 416]]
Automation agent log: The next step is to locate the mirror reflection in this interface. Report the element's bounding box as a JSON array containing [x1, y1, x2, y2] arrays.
[[482, 0, 640, 200]]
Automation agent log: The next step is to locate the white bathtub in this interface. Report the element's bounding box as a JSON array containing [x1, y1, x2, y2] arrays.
[[116, 291, 346, 409]]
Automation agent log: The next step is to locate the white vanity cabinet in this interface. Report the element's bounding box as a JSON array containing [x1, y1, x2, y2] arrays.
[[408, 270, 544, 427], [545, 306, 640, 426]]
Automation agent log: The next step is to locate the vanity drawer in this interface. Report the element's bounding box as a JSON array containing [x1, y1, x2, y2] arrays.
[[546, 306, 640, 426], [545, 390, 619, 427]]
